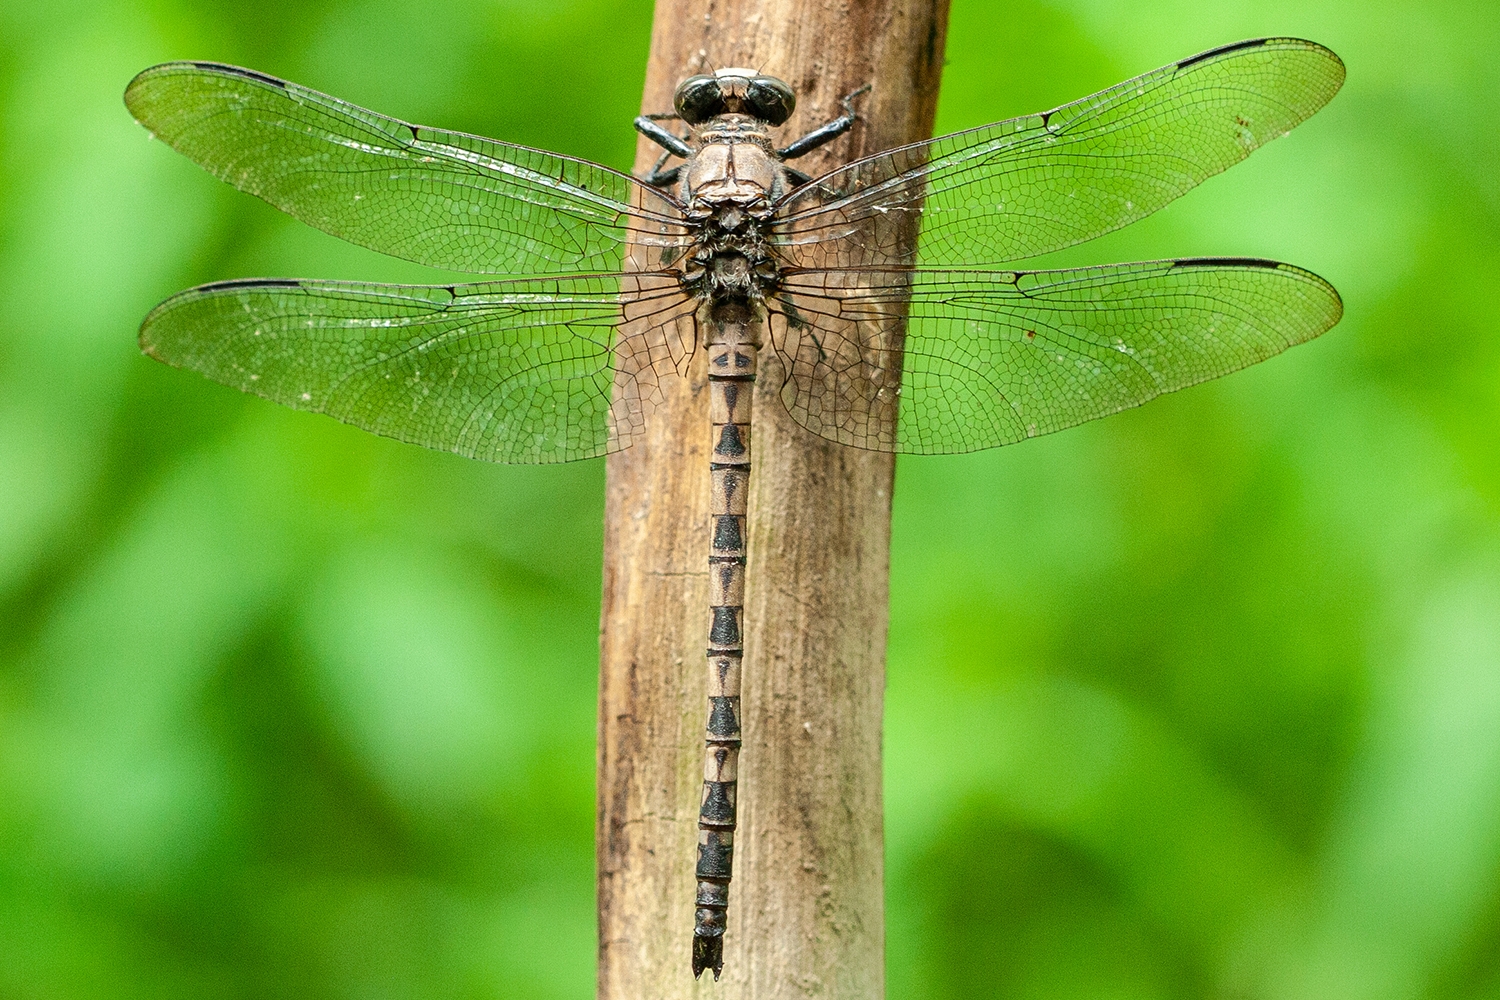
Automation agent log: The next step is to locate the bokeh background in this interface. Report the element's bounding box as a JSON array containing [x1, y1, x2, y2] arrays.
[[2, 0, 1497, 997]]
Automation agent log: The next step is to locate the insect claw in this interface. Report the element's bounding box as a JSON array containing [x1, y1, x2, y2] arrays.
[[842, 82, 872, 119]]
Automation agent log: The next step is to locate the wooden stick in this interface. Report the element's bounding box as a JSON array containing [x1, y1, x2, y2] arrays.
[[598, 1, 949, 995]]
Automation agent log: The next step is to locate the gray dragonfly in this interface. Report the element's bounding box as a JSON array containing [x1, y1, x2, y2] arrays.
[[126, 36, 1344, 979]]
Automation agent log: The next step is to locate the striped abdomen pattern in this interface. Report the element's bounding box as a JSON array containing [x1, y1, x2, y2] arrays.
[[691, 315, 755, 980]]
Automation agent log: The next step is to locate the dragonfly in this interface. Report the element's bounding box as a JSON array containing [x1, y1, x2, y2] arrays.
[[126, 36, 1344, 979]]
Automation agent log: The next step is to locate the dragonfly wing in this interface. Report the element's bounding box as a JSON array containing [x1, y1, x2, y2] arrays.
[[769, 259, 1342, 454], [125, 62, 691, 275], [774, 38, 1344, 267], [140, 274, 696, 464]]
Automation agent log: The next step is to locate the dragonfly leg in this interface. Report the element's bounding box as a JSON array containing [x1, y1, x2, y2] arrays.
[[642, 152, 683, 188], [634, 115, 692, 158], [776, 83, 870, 160], [635, 118, 692, 187], [783, 165, 814, 189]]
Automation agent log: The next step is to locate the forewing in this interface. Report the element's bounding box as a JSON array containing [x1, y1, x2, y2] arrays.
[[775, 38, 1344, 267], [770, 259, 1342, 454], [125, 62, 691, 275], [140, 275, 696, 464]]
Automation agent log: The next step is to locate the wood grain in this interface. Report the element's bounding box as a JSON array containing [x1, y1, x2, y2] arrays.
[[598, 1, 949, 995]]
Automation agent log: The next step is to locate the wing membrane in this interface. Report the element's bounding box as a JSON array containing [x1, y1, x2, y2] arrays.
[[770, 258, 1342, 454], [125, 62, 691, 275], [775, 38, 1344, 267], [140, 275, 696, 463]]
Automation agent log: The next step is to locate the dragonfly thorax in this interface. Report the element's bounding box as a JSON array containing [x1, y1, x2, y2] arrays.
[[682, 117, 783, 215], [681, 246, 779, 302], [677, 113, 787, 306]]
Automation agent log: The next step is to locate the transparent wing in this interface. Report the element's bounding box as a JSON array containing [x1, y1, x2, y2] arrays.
[[774, 38, 1345, 268], [125, 62, 692, 275], [139, 275, 697, 464], [769, 259, 1342, 454]]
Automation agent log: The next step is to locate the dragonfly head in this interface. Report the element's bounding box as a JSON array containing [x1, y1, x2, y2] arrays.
[[675, 69, 796, 126]]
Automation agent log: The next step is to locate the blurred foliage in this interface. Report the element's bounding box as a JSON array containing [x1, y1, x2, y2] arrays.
[[0, 0, 1497, 997]]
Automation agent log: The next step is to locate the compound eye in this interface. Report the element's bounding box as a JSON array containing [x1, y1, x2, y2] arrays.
[[675, 76, 725, 124], [746, 76, 795, 125]]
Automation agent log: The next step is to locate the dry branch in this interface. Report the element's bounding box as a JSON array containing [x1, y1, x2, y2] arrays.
[[598, 1, 949, 995]]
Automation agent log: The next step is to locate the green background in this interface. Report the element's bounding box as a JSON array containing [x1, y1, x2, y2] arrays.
[[1, 0, 1497, 997]]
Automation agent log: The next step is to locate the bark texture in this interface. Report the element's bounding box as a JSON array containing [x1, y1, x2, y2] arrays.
[[598, 1, 949, 996]]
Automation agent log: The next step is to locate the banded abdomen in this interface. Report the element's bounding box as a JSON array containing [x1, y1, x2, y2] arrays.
[[692, 299, 756, 980]]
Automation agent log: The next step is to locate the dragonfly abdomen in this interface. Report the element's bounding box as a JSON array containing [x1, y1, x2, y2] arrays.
[[693, 300, 756, 980]]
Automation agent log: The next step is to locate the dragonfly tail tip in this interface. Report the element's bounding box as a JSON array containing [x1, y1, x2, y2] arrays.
[[692, 935, 724, 980]]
